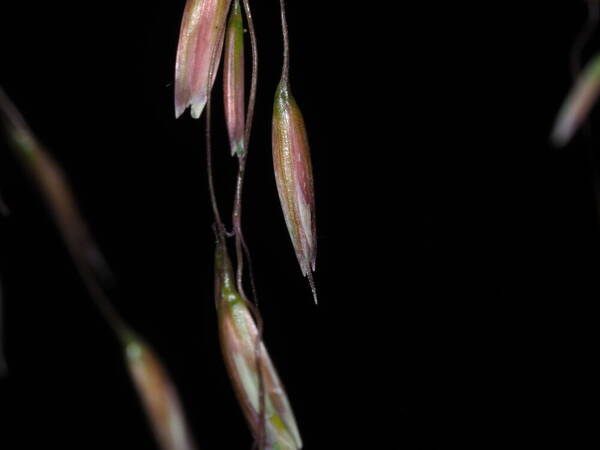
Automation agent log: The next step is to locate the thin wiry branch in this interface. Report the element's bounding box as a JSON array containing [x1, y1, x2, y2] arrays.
[[234, 0, 259, 304], [205, 18, 229, 240], [278, 0, 291, 83], [0, 87, 126, 337]]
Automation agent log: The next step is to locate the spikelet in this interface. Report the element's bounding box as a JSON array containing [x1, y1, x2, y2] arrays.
[[272, 80, 317, 302], [175, 0, 232, 119], [551, 52, 600, 146], [124, 334, 197, 450], [223, 0, 245, 156], [215, 240, 302, 449]]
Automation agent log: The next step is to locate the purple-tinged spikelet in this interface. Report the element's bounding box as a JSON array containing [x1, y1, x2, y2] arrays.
[[223, 0, 245, 156], [175, 0, 232, 119], [272, 81, 317, 302], [552, 52, 600, 147], [215, 240, 302, 449]]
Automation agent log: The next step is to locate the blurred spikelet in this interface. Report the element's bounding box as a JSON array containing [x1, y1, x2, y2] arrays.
[[552, 52, 600, 146], [125, 333, 197, 450]]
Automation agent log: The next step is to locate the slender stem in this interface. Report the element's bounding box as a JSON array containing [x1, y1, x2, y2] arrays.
[[198, 5, 265, 445], [71, 253, 129, 339], [204, 16, 228, 241], [232, 159, 248, 299], [278, 0, 290, 83], [570, 0, 599, 78], [232, 159, 259, 306], [205, 99, 227, 239], [240, 234, 258, 304], [237, 3, 265, 448], [233, 0, 260, 304]]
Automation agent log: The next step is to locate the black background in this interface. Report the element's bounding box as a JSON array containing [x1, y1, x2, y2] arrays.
[[0, 1, 598, 448]]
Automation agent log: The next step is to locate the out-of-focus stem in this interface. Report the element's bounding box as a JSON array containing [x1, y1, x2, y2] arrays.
[[571, 0, 600, 78], [0, 88, 197, 450], [0, 279, 6, 376], [0, 191, 8, 216], [0, 87, 126, 338], [0, 192, 6, 375]]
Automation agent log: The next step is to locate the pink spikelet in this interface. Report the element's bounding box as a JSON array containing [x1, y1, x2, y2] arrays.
[[175, 0, 232, 119], [272, 81, 317, 303], [223, 0, 245, 156]]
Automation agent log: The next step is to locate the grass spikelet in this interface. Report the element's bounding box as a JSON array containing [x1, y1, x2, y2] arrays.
[[175, 0, 232, 119], [552, 52, 600, 146], [215, 239, 302, 449], [272, 81, 317, 303], [223, 0, 245, 156], [125, 333, 197, 450]]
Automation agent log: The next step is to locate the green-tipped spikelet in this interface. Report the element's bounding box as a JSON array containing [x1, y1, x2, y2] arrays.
[[124, 333, 197, 450], [215, 240, 302, 449]]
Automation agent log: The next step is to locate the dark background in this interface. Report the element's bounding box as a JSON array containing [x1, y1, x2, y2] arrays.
[[0, 1, 598, 448]]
